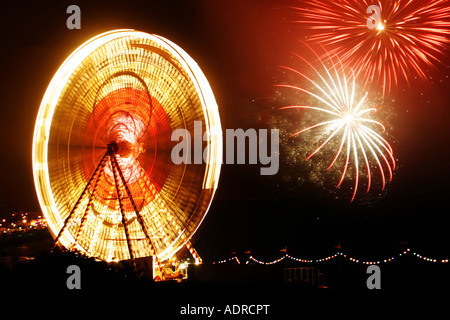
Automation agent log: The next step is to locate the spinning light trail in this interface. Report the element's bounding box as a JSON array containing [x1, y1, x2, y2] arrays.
[[32, 30, 222, 272]]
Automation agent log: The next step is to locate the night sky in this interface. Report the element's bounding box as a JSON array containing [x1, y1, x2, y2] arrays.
[[1, 0, 450, 264]]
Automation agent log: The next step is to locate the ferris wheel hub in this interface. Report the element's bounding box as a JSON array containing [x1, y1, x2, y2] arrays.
[[108, 140, 140, 158], [107, 142, 119, 154]]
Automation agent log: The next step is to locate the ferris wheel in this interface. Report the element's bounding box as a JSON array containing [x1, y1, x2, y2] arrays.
[[32, 30, 222, 276]]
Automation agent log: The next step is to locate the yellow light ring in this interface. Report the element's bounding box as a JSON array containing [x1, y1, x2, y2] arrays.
[[32, 30, 222, 262]]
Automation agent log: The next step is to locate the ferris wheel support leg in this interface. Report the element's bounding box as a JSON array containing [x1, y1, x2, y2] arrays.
[[111, 154, 165, 280], [71, 154, 109, 251], [185, 241, 203, 264], [52, 150, 110, 252], [110, 154, 137, 272]]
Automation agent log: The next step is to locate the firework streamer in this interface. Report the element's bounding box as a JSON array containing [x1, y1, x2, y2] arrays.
[[292, 0, 450, 95], [277, 44, 396, 202]]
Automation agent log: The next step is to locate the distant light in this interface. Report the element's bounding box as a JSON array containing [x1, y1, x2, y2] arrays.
[[376, 23, 384, 31]]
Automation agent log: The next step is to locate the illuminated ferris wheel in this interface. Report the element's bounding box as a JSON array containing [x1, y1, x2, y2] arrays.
[[32, 30, 222, 276]]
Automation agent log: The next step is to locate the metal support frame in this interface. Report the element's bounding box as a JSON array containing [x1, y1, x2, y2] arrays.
[[110, 152, 165, 279], [110, 152, 137, 271], [53, 144, 168, 279], [53, 150, 110, 250], [71, 154, 110, 250]]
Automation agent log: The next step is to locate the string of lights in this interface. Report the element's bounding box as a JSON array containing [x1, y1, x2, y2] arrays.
[[213, 256, 241, 264], [215, 248, 450, 265], [413, 251, 449, 264], [250, 255, 286, 265], [336, 249, 409, 265]]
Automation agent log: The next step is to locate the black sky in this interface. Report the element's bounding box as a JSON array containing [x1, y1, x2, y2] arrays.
[[0, 0, 449, 261]]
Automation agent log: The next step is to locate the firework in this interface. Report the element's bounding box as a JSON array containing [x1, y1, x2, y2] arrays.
[[293, 0, 450, 95], [277, 47, 396, 202]]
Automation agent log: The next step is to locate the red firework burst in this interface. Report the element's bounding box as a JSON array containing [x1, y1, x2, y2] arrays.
[[293, 0, 450, 95]]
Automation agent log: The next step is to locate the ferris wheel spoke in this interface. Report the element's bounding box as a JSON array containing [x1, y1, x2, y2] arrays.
[[53, 150, 110, 250]]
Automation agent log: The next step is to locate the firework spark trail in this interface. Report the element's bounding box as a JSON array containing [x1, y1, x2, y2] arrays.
[[292, 0, 450, 96], [277, 46, 396, 202]]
